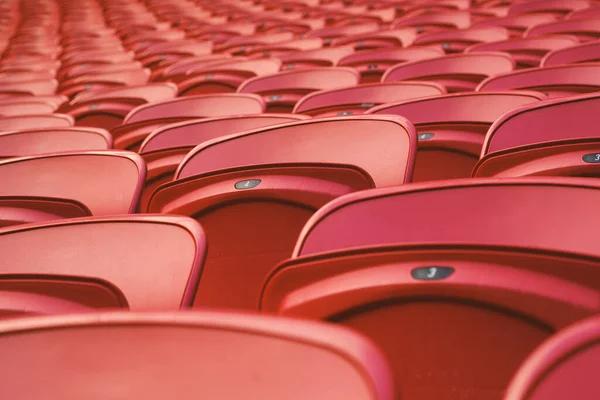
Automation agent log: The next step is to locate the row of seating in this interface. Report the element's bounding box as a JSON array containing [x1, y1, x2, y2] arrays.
[[0, 0, 599, 398]]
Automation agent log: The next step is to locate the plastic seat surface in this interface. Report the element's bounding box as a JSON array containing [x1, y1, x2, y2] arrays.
[[0, 79, 58, 96], [367, 91, 543, 181], [390, 10, 472, 32], [237, 67, 360, 112], [413, 26, 510, 53], [0, 114, 73, 131], [525, 18, 600, 42], [474, 93, 600, 178], [504, 315, 600, 400], [138, 114, 308, 212], [509, 0, 590, 17], [330, 28, 418, 51], [112, 93, 266, 151], [0, 216, 205, 310], [0, 196, 92, 228], [472, 13, 558, 36], [0, 151, 144, 215], [382, 52, 515, 92], [293, 82, 446, 117], [541, 41, 600, 66], [0, 100, 55, 116], [477, 63, 600, 98], [0, 311, 393, 400], [147, 116, 416, 309]]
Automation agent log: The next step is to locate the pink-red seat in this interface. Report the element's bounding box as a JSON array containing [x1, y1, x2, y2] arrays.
[[504, 314, 600, 400], [474, 93, 600, 178], [330, 28, 418, 51], [0, 99, 56, 116], [293, 82, 446, 117], [138, 113, 308, 212], [390, 10, 472, 33], [0, 127, 112, 159], [111, 93, 266, 151], [366, 91, 544, 181], [277, 45, 355, 70], [0, 114, 73, 131], [0, 196, 92, 228], [147, 115, 416, 310], [477, 63, 600, 98], [525, 18, 600, 42], [466, 36, 579, 69], [215, 32, 295, 55], [472, 13, 558, 37], [0, 215, 205, 310], [509, 0, 590, 17], [0, 79, 58, 97], [337, 46, 445, 83], [413, 26, 510, 53], [541, 41, 600, 66], [306, 22, 380, 45], [263, 177, 600, 400], [58, 68, 151, 98], [237, 67, 360, 112], [0, 311, 393, 400], [0, 151, 145, 215], [382, 52, 515, 92], [244, 38, 323, 58]]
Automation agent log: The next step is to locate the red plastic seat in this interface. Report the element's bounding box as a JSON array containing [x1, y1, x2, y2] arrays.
[[237, 67, 360, 112], [263, 177, 600, 400], [466, 35, 579, 68], [0, 291, 94, 318], [147, 115, 416, 310], [382, 52, 515, 93], [542, 41, 600, 66], [330, 28, 418, 51], [177, 58, 281, 95], [277, 45, 355, 70], [0, 114, 73, 131], [216, 32, 295, 56], [58, 62, 144, 82], [0, 99, 56, 116], [0, 311, 393, 400], [390, 10, 471, 33], [59, 68, 151, 98], [525, 18, 600, 42], [504, 315, 600, 400], [293, 82, 446, 117], [338, 46, 445, 83], [0, 79, 58, 96], [477, 63, 600, 98], [0, 127, 112, 159], [152, 54, 233, 82], [306, 22, 380, 45], [136, 40, 213, 69], [138, 114, 308, 212], [0, 215, 205, 310], [112, 93, 266, 151], [568, 5, 600, 20], [474, 93, 600, 178], [60, 83, 178, 130], [244, 38, 323, 58], [0, 196, 92, 228], [472, 13, 558, 37], [366, 91, 544, 181], [508, 0, 590, 17], [0, 151, 144, 215], [413, 26, 510, 54]]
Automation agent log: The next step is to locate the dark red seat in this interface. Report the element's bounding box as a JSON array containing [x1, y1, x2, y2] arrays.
[[382, 52, 515, 93], [0, 311, 393, 400], [138, 113, 308, 211], [477, 63, 600, 98], [147, 115, 416, 310], [237, 67, 360, 113], [0, 196, 92, 228], [111, 93, 266, 151], [0, 151, 145, 215], [366, 91, 544, 181], [0, 215, 205, 310], [504, 314, 600, 400], [474, 93, 600, 178], [293, 82, 445, 117], [261, 177, 600, 400]]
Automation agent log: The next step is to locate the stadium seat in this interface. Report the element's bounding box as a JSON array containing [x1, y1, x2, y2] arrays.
[[541, 41, 600, 66], [58, 68, 151, 98], [413, 26, 510, 54], [0, 127, 112, 158], [568, 5, 600, 20], [504, 314, 600, 400], [0, 151, 145, 215], [508, 0, 590, 17], [0, 215, 205, 310], [471, 13, 558, 37], [337, 46, 445, 83], [277, 45, 355, 70], [390, 10, 472, 33], [306, 22, 380, 45], [466, 36, 579, 69], [293, 81, 446, 117], [0, 196, 92, 228], [382, 52, 515, 92], [237, 67, 360, 112], [478, 63, 600, 98], [215, 31, 294, 55], [367, 91, 544, 181], [151, 54, 233, 82], [0, 114, 73, 131], [177, 58, 281, 95], [111, 93, 266, 151], [147, 115, 416, 309], [262, 177, 600, 400], [244, 38, 323, 58], [330, 28, 418, 50], [525, 18, 600, 42], [474, 93, 600, 178], [0, 311, 393, 400], [0, 79, 58, 97], [138, 113, 308, 212], [0, 99, 56, 116]]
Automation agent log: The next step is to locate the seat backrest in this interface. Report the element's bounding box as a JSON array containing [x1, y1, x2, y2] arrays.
[[541, 41, 600, 66], [504, 314, 600, 400], [390, 10, 472, 30], [70, 82, 177, 104], [123, 93, 266, 124], [293, 82, 445, 117], [0, 100, 56, 116], [293, 178, 600, 258], [413, 26, 510, 52], [0, 127, 112, 158], [0, 311, 393, 400], [0, 114, 73, 131], [0, 79, 58, 96], [477, 63, 600, 98], [525, 18, 600, 41], [382, 52, 515, 92], [509, 0, 590, 16], [0, 151, 145, 214], [0, 216, 205, 310], [278, 46, 355, 69]]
